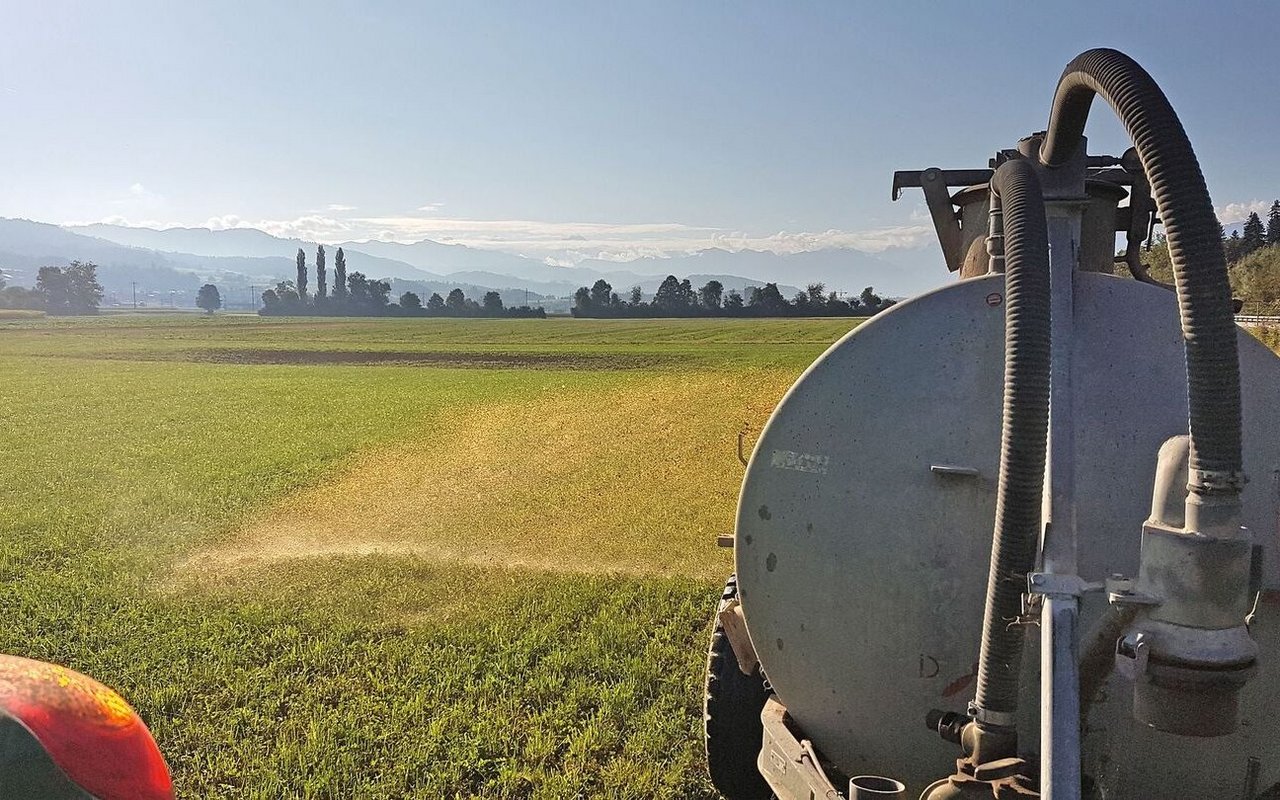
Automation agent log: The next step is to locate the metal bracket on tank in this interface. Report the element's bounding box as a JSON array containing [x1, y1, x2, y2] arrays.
[[1027, 573, 1101, 598], [1103, 575, 1159, 607], [1020, 574, 1102, 627]]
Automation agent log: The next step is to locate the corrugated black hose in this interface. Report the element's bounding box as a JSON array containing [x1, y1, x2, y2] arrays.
[[972, 159, 1052, 724], [1041, 48, 1242, 495]]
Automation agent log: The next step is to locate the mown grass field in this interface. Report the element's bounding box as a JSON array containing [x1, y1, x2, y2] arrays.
[[0, 314, 860, 799]]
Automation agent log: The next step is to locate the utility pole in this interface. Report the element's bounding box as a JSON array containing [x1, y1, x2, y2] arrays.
[[249, 285, 256, 311], [132, 281, 137, 308]]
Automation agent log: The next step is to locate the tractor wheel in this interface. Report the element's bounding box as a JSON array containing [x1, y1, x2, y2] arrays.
[[704, 574, 773, 800]]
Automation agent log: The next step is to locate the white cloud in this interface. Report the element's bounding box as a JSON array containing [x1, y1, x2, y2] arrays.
[[324, 203, 358, 212], [128, 183, 164, 203], [1217, 200, 1272, 223], [204, 214, 243, 230], [416, 202, 446, 212], [708, 227, 934, 255], [113, 182, 165, 210], [63, 210, 936, 263]]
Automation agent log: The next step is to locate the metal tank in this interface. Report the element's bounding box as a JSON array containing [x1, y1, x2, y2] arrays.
[[702, 48, 1280, 800]]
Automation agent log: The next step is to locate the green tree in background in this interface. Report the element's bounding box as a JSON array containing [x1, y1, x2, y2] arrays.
[[400, 291, 421, 310], [698, 280, 723, 309], [653, 275, 684, 310], [295, 249, 308, 300], [1242, 212, 1266, 256], [1268, 201, 1280, 246], [37, 261, 103, 315], [333, 247, 348, 300], [196, 284, 222, 314], [270, 280, 300, 309], [316, 245, 327, 299], [589, 279, 613, 309], [445, 288, 467, 313], [344, 272, 388, 310], [746, 282, 787, 314], [1232, 248, 1280, 303], [483, 291, 504, 312], [366, 278, 391, 309], [826, 290, 852, 314], [1227, 230, 1243, 262], [859, 286, 885, 313], [35, 267, 70, 311], [426, 292, 444, 312]]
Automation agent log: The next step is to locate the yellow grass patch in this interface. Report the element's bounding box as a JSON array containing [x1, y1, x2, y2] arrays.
[[181, 369, 795, 580]]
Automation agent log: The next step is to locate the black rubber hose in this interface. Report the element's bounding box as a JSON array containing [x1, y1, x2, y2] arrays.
[[1041, 48, 1242, 494], [973, 159, 1052, 723]]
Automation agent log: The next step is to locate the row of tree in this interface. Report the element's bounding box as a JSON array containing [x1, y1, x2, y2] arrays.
[[571, 275, 894, 318], [0, 262, 104, 314], [394, 287, 543, 317], [259, 245, 544, 317]]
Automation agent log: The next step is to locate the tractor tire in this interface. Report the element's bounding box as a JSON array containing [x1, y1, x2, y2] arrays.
[[704, 574, 773, 800]]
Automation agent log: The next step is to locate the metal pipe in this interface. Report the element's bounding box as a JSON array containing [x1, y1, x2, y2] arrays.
[[1041, 595, 1080, 799], [849, 775, 906, 798], [1039, 208, 1083, 799]]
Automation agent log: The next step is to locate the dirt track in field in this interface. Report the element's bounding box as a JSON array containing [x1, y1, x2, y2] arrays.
[[42, 347, 668, 370]]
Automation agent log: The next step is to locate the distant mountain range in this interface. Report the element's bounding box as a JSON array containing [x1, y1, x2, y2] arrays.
[[0, 218, 947, 309]]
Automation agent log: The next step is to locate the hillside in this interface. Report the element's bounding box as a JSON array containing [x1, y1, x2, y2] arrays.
[[3, 218, 944, 309]]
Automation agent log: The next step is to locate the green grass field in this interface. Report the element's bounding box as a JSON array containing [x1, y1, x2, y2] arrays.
[[0, 314, 859, 799]]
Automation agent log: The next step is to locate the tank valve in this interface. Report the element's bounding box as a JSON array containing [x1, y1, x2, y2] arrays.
[[1109, 435, 1259, 736]]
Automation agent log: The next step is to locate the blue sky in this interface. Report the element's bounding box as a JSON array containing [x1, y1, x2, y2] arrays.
[[1, 1, 1277, 263]]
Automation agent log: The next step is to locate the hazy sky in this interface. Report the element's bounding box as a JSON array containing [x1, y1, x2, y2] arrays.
[[2, 1, 1277, 263]]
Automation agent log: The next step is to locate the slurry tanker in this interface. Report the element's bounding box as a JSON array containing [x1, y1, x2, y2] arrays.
[[704, 48, 1280, 800]]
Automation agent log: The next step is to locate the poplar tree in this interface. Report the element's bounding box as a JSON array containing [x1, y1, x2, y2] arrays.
[[334, 247, 348, 299], [316, 245, 327, 299], [295, 248, 308, 299], [1267, 200, 1280, 246]]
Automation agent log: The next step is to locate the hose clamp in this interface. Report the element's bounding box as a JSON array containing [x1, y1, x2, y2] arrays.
[[1191, 469, 1247, 493], [967, 702, 1017, 729]]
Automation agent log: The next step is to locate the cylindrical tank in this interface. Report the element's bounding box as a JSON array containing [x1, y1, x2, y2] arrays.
[[733, 273, 1280, 796]]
